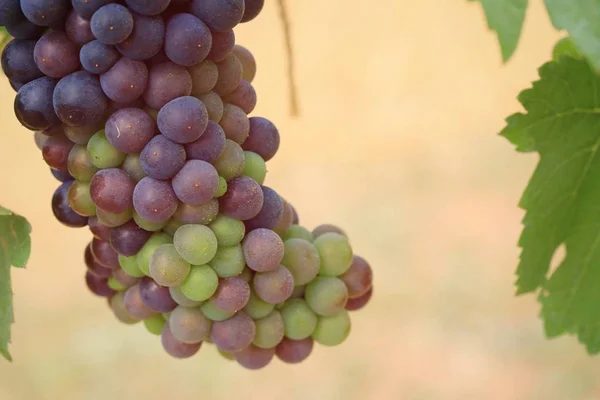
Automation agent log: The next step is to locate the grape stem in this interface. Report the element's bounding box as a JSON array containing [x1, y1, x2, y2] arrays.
[[276, 0, 299, 117]]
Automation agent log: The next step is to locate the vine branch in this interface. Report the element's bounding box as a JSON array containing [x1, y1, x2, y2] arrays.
[[276, 0, 299, 117]]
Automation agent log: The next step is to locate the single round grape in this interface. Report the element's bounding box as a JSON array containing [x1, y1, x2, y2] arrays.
[[169, 305, 212, 344], [85, 244, 112, 278], [312, 224, 347, 238], [220, 104, 249, 144], [207, 29, 235, 62], [244, 186, 284, 231], [158, 96, 208, 144], [172, 160, 219, 205], [210, 311, 256, 353], [117, 12, 165, 61], [91, 237, 120, 269], [253, 265, 294, 304], [53, 71, 108, 127], [90, 168, 135, 214], [189, 60, 218, 96], [96, 208, 133, 228], [133, 211, 168, 232], [313, 310, 351, 346], [144, 61, 192, 109], [200, 301, 235, 321], [282, 239, 320, 286], [241, 0, 264, 23], [139, 276, 178, 312], [105, 107, 155, 153], [125, 0, 170, 16], [119, 254, 145, 278], [283, 225, 314, 242], [136, 232, 172, 275], [100, 57, 148, 103], [68, 180, 96, 216], [209, 214, 245, 247], [169, 286, 203, 307], [210, 244, 245, 277], [161, 324, 201, 358], [110, 291, 140, 324], [91, 4, 134, 45], [179, 264, 219, 302], [5, 13, 45, 40], [198, 91, 224, 122], [165, 13, 212, 67], [275, 337, 313, 364], [173, 224, 218, 265], [243, 228, 283, 272], [244, 290, 274, 320], [42, 134, 74, 171], [122, 154, 146, 182], [222, 80, 257, 114], [213, 53, 242, 96], [0, 0, 22, 26], [1, 39, 43, 84], [190, 0, 244, 32], [51, 168, 73, 182], [15, 77, 58, 131], [21, 0, 69, 27], [86, 271, 115, 297], [65, 9, 94, 45], [253, 310, 284, 349], [232, 45, 256, 83], [173, 199, 219, 225], [185, 121, 226, 163], [63, 123, 102, 145], [313, 232, 353, 277], [89, 216, 110, 241], [219, 176, 263, 220], [133, 177, 178, 222], [273, 199, 294, 236], [208, 276, 250, 313], [215, 177, 227, 197], [280, 298, 318, 340], [110, 220, 152, 256], [144, 314, 166, 335], [124, 283, 156, 319], [340, 255, 373, 299], [242, 117, 280, 162], [305, 276, 348, 317], [52, 181, 89, 227], [139, 135, 186, 180], [346, 287, 372, 311], [241, 151, 266, 184], [235, 345, 274, 370], [79, 40, 120, 75], [72, 0, 113, 20]]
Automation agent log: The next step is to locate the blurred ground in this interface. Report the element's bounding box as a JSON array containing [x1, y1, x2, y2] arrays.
[[0, 0, 596, 399]]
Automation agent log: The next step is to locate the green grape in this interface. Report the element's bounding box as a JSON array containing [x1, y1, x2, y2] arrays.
[[107, 276, 127, 291], [174, 224, 218, 265], [201, 301, 235, 321], [119, 254, 145, 278], [96, 208, 132, 228], [552, 37, 582, 61], [122, 153, 146, 182], [214, 139, 245, 181], [305, 276, 348, 316], [283, 225, 314, 242], [169, 306, 213, 344], [110, 291, 139, 324], [242, 151, 266, 184], [87, 130, 126, 169], [162, 312, 172, 320], [313, 232, 353, 276], [218, 348, 235, 361], [244, 290, 275, 319], [163, 219, 183, 236], [282, 238, 320, 286], [144, 314, 166, 335], [253, 310, 284, 349], [68, 180, 96, 217], [169, 286, 204, 307], [133, 211, 168, 232], [209, 214, 245, 246], [179, 264, 219, 301], [280, 298, 318, 340], [149, 244, 191, 287], [68, 144, 99, 182], [215, 176, 227, 197], [312, 310, 351, 346], [136, 233, 172, 276], [211, 244, 245, 277]]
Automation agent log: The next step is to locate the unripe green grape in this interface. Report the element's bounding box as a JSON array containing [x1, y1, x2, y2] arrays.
[[281, 298, 318, 340], [119, 254, 145, 278], [209, 214, 245, 246], [283, 225, 314, 242], [174, 224, 218, 265], [313, 232, 353, 276], [169, 286, 204, 307], [215, 176, 227, 197], [312, 310, 351, 346], [68, 180, 97, 217], [133, 211, 168, 232], [87, 130, 126, 169], [211, 244, 245, 277], [144, 314, 166, 335], [122, 153, 146, 182], [107, 276, 127, 291], [305, 276, 348, 316], [162, 219, 182, 236], [242, 151, 266, 184], [282, 238, 320, 286], [136, 233, 172, 276], [179, 264, 219, 302], [244, 290, 275, 319], [218, 348, 235, 361], [68, 144, 99, 182], [253, 310, 284, 349], [149, 244, 191, 287], [96, 208, 132, 228], [201, 301, 235, 321]]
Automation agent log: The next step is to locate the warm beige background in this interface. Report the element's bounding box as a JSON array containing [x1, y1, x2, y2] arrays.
[[0, 0, 595, 399]]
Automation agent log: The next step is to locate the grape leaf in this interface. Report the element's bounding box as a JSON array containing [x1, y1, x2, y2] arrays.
[[501, 56, 600, 353], [0, 206, 31, 361], [472, 0, 529, 62], [544, 0, 600, 72]]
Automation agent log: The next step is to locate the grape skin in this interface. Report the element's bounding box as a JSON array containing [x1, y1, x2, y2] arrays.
[[346, 287, 372, 311], [210, 244, 246, 278], [281, 238, 321, 286], [275, 338, 314, 364], [241, 151, 266, 184], [207, 29, 235, 62], [79, 40, 120, 75], [190, 0, 245, 32], [242, 117, 280, 161], [235, 345, 274, 370], [91, 237, 120, 269], [157, 96, 208, 144], [42, 134, 73, 171], [65, 9, 94, 45], [96, 208, 133, 228], [179, 264, 219, 302], [253, 265, 294, 304], [71, 0, 113, 20], [313, 232, 353, 277], [90, 4, 134, 45], [88, 216, 111, 241], [209, 214, 245, 247], [169, 305, 212, 344], [124, 283, 156, 319], [219, 176, 264, 221], [253, 310, 284, 349], [86, 271, 115, 297], [161, 324, 202, 358], [305, 276, 349, 317], [232, 45, 256, 83], [197, 91, 224, 122], [67, 180, 96, 216], [100, 57, 149, 104], [105, 108, 156, 154], [244, 186, 283, 231], [222, 80, 257, 114], [213, 53, 243, 96], [53, 71, 108, 127], [139, 276, 178, 312], [34, 31, 80, 79], [312, 310, 351, 346], [110, 291, 140, 324], [0, 0, 22, 26], [173, 199, 219, 225], [188, 60, 218, 96], [165, 13, 212, 67], [15, 77, 58, 131], [149, 244, 191, 287], [117, 12, 165, 61], [133, 177, 178, 223], [144, 62, 192, 109], [52, 182, 89, 228], [172, 160, 219, 205], [173, 224, 218, 265], [1, 39, 43, 85], [109, 220, 152, 256], [210, 311, 256, 353], [87, 130, 126, 169], [219, 104, 249, 144], [169, 286, 203, 308], [241, 0, 265, 23], [280, 298, 318, 340], [122, 154, 147, 183], [208, 276, 250, 313], [136, 232, 172, 275], [243, 228, 284, 273], [125, 0, 170, 17], [90, 168, 135, 214], [340, 255, 373, 299], [21, 0, 69, 27]]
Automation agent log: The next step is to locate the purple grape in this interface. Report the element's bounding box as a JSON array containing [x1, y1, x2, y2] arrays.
[[235, 345, 274, 370], [210, 311, 255, 353], [79, 40, 120, 74], [161, 324, 202, 358], [189, 60, 218, 96], [291, 205, 299, 224], [90, 168, 135, 213], [243, 228, 284, 273], [34, 31, 80, 79], [89, 216, 111, 240], [125, 0, 170, 16], [109, 220, 152, 256], [9, 80, 23, 92], [91, 237, 120, 269], [5, 14, 45, 40], [42, 134, 73, 171], [72, 0, 113, 20], [244, 186, 284, 231], [190, 0, 244, 32], [198, 91, 224, 122], [184, 121, 226, 163], [345, 287, 372, 311], [86, 271, 115, 297], [157, 96, 208, 144], [208, 276, 250, 313], [124, 283, 156, 319], [15, 77, 58, 131], [0, 0, 22, 26], [51, 168, 73, 182], [241, 0, 264, 23], [219, 176, 264, 220], [253, 265, 295, 304], [143, 61, 192, 109], [133, 177, 178, 222], [169, 305, 212, 344], [113, 268, 139, 288], [100, 57, 148, 103], [340, 256, 373, 299], [242, 117, 280, 161], [91, 4, 134, 45], [214, 53, 242, 96], [85, 243, 112, 278], [1, 39, 43, 85], [105, 108, 156, 153], [52, 181, 89, 227], [140, 135, 186, 180], [53, 71, 108, 127], [165, 13, 212, 67], [117, 12, 165, 61], [207, 29, 235, 62], [172, 160, 219, 205], [173, 199, 219, 225], [65, 9, 95, 45], [219, 104, 249, 144], [222, 80, 257, 114], [21, 0, 69, 27], [139, 276, 178, 312], [275, 338, 313, 364]]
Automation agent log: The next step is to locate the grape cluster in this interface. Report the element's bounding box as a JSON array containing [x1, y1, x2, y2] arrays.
[[2, 0, 374, 369]]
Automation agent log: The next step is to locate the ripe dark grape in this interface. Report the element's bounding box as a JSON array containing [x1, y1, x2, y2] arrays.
[[158, 96, 209, 144], [5, 13, 45, 40], [173, 199, 219, 225], [71, 0, 113, 20], [109, 220, 152, 256], [91, 237, 120, 269], [273, 198, 294, 236], [185, 121, 226, 163], [253, 265, 294, 304], [305, 276, 348, 317], [133, 177, 178, 222], [124, 283, 156, 319], [0, 0, 22, 26], [208, 276, 250, 313], [220, 104, 249, 144], [189, 60, 218, 96], [232, 45, 256, 83], [139, 276, 178, 312], [34, 31, 80, 79], [169, 306, 212, 344], [190, 0, 244, 32], [275, 338, 313, 364], [210, 311, 255, 353], [105, 108, 155, 153], [85, 243, 112, 278], [207, 29, 235, 62], [222, 80, 257, 114], [15, 77, 58, 131], [241, 0, 264, 23], [80, 40, 120, 75], [244, 186, 284, 231], [89, 216, 111, 241], [86, 271, 115, 297], [340, 255, 373, 299], [65, 9, 94, 45], [161, 324, 201, 358], [243, 228, 284, 272], [125, 0, 170, 16], [172, 160, 219, 205], [52, 181, 89, 227], [110, 291, 140, 324], [122, 153, 146, 182], [282, 239, 320, 286], [346, 288, 372, 311], [100, 57, 148, 103], [165, 13, 212, 67], [253, 310, 284, 349], [1, 39, 43, 85], [198, 91, 224, 122], [144, 61, 192, 109], [51, 168, 73, 182], [140, 135, 186, 180], [90, 168, 135, 213], [219, 176, 264, 220], [53, 71, 108, 127], [214, 54, 242, 96], [68, 180, 96, 216], [235, 345, 274, 370], [242, 117, 280, 161], [117, 12, 165, 61], [91, 4, 134, 45], [20, 0, 69, 27], [42, 134, 74, 171]]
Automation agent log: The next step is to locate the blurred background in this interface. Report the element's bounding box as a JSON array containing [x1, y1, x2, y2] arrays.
[[1, 0, 597, 399]]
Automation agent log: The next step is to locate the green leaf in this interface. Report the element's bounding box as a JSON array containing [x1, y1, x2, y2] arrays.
[[0, 206, 32, 361], [474, 0, 529, 61], [545, 0, 600, 71], [501, 56, 600, 353]]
